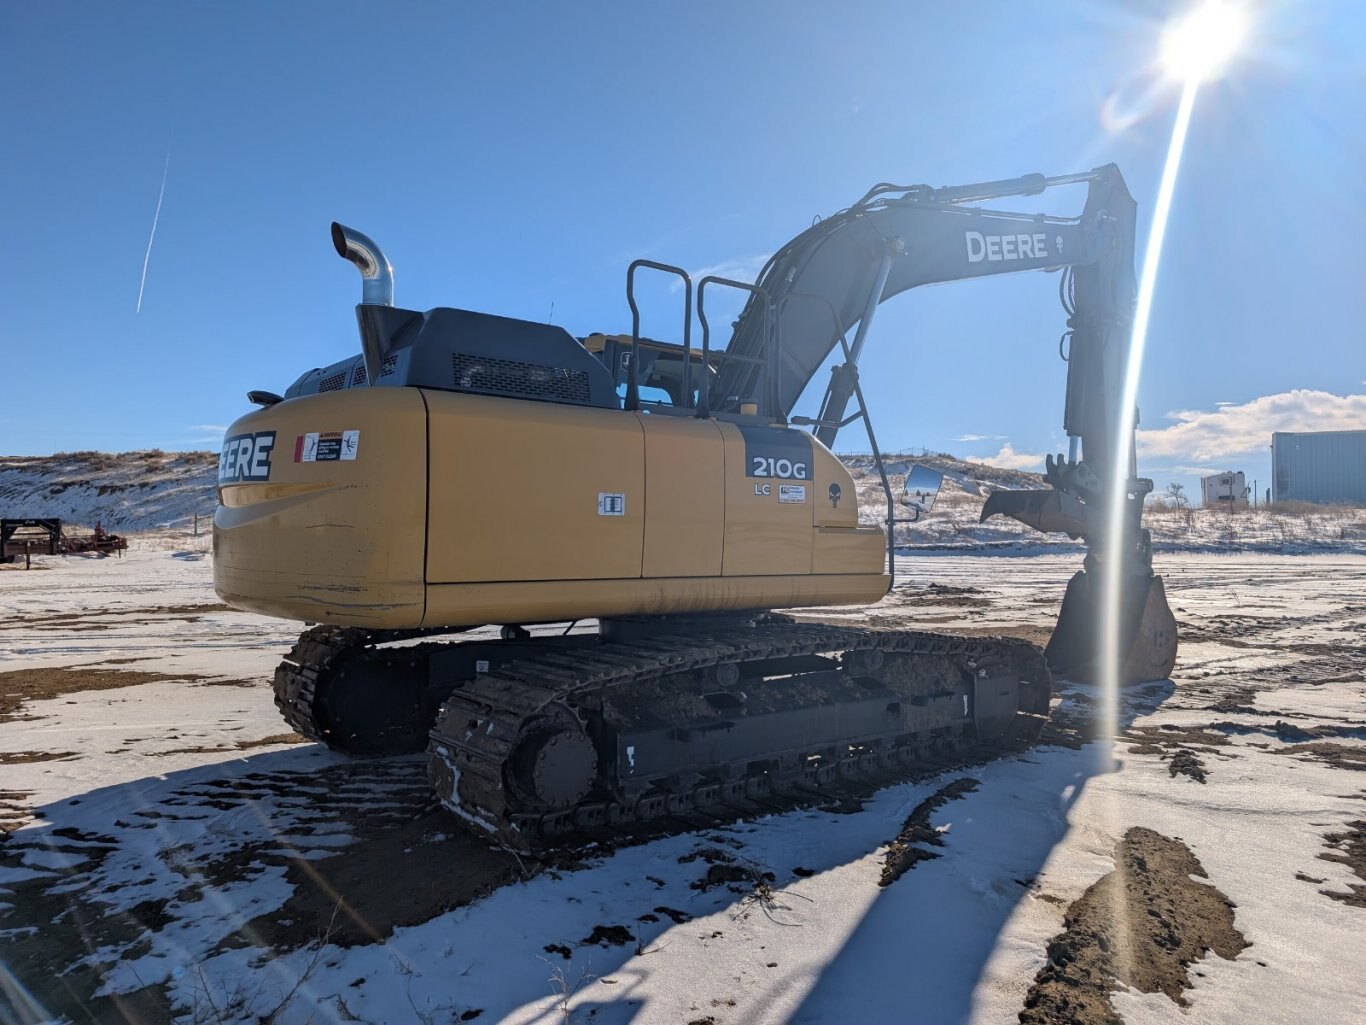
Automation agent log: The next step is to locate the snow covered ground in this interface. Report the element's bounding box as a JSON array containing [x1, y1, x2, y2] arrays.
[[2, 541, 1364, 1024]]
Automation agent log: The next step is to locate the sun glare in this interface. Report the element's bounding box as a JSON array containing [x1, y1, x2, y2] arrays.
[[1161, 1, 1248, 82]]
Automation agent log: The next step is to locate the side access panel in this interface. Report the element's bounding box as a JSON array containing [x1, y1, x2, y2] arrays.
[[638, 415, 725, 578], [425, 391, 645, 584], [719, 422, 814, 576]]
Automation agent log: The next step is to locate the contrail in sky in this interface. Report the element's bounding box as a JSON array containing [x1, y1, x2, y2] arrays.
[[136, 143, 171, 314]]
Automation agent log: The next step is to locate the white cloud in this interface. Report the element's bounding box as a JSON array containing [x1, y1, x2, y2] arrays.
[[1173, 465, 1222, 476], [673, 253, 771, 291], [980, 442, 1045, 471], [1137, 390, 1366, 462], [953, 433, 1005, 443]]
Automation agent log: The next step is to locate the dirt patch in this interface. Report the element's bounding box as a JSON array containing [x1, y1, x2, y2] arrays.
[[1168, 749, 1208, 783], [1206, 686, 1259, 714], [237, 732, 307, 748], [680, 845, 775, 893], [1019, 827, 1248, 1025], [2, 760, 521, 1021], [148, 733, 307, 757], [1280, 742, 1366, 772], [0, 749, 79, 764], [906, 583, 991, 608], [0, 827, 174, 1023], [1124, 723, 1233, 782], [580, 924, 635, 947], [1317, 820, 1366, 907], [943, 623, 1056, 650], [11, 603, 233, 630], [0, 790, 32, 834], [0, 667, 205, 722], [880, 777, 980, 886], [233, 779, 522, 951], [1124, 724, 1230, 751]]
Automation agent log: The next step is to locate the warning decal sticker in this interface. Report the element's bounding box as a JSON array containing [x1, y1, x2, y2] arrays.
[[295, 430, 360, 463], [598, 492, 626, 516]]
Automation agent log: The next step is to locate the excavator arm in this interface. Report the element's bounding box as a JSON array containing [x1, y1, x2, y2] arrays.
[[716, 165, 1176, 683]]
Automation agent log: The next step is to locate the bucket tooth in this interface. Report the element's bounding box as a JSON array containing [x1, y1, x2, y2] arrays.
[[980, 488, 1088, 538], [1044, 570, 1178, 685]]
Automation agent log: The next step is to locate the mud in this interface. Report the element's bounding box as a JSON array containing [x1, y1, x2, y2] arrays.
[[903, 583, 992, 608], [10, 602, 232, 629], [148, 732, 307, 757], [0, 789, 32, 834], [880, 777, 980, 886], [1280, 742, 1366, 772], [1167, 749, 1208, 783], [0, 759, 522, 1021], [1123, 723, 1232, 782], [0, 825, 175, 1023], [0, 749, 78, 764], [1019, 827, 1248, 1025], [224, 767, 522, 950], [0, 667, 205, 722], [1317, 820, 1366, 907], [581, 924, 635, 947], [1123, 724, 1231, 751]]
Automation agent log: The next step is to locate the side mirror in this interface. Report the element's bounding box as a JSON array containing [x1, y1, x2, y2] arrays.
[[899, 464, 944, 522]]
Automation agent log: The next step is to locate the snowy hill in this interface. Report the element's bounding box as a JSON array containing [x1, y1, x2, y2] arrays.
[[0, 450, 217, 532]]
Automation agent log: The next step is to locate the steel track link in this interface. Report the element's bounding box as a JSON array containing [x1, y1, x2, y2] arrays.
[[428, 623, 1050, 850], [273, 625, 452, 755]]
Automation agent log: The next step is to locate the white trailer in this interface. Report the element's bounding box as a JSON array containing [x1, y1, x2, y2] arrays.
[[1202, 471, 1249, 507]]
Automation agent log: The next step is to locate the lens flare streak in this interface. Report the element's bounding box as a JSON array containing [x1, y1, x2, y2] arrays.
[[1103, 78, 1198, 718], [1098, 75, 1200, 980]]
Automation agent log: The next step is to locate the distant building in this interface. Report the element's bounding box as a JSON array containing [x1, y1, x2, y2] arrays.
[[1201, 471, 1249, 507], [1271, 430, 1366, 505]]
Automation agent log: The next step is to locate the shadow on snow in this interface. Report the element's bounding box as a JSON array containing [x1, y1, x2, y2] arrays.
[[0, 680, 1173, 1024]]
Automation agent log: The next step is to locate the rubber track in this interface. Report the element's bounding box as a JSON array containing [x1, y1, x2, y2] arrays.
[[428, 622, 1049, 850]]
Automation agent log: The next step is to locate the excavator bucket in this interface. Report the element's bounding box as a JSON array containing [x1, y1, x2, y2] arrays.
[[980, 488, 1088, 538], [1045, 569, 1178, 685]]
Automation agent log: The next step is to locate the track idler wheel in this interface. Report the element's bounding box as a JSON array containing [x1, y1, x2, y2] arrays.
[[509, 712, 597, 810], [1045, 570, 1178, 685]]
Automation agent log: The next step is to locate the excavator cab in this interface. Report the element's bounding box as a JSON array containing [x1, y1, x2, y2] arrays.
[[581, 333, 711, 409]]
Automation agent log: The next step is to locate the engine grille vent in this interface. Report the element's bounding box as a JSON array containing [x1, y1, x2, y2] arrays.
[[347, 354, 398, 388], [451, 354, 591, 404], [319, 371, 347, 392]]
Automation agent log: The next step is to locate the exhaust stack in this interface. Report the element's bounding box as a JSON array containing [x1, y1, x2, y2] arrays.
[[331, 222, 393, 307]]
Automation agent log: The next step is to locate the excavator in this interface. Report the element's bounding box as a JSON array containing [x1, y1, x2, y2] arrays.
[[214, 164, 1177, 847]]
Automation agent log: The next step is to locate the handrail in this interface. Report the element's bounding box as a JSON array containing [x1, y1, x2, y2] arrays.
[[697, 276, 771, 420], [625, 260, 693, 411]]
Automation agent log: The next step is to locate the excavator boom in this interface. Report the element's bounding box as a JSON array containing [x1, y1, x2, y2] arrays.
[[714, 164, 1174, 684]]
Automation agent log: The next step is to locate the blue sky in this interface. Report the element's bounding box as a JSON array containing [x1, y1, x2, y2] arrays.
[[3, 1, 1363, 501]]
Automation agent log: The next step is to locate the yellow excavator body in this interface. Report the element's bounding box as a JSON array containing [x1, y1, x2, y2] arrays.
[[209, 170, 1179, 848], [214, 387, 888, 630]]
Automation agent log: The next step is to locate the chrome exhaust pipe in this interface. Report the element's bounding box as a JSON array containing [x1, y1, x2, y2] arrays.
[[330, 222, 393, 307]]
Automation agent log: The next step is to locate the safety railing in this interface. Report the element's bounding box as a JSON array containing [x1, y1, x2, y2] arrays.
[[625, 260, 693, 412]]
